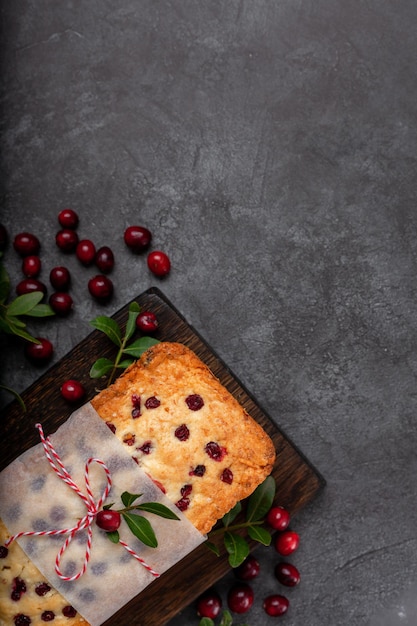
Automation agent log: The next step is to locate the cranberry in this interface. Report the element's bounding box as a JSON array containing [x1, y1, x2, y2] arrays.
[[58, 209, 79, 229], [147, 250, 171, 277], [123, 434, 135, 446], [95, 246, 114, 273], [11, 576, 26, 600], [106, 421, 116, 433], [227, 583, 254, 614], [174, 424, 190, 441], [14, 616, 31, 626], [61, 379, 85, 403], [275, 530, 300, 556], [0, 545, 9, 558], [176, 497, 190, 511], [197, 590, 222, 619], [96, 510, 121, 532], [267, 506, 291, 531], [49, 292, 73, 316], [76, 239, 96, 265], [41, 611, 55, 622], [22, 255, 41, 278], [13, 232, 40, 256], [16, 278, 46, 297], [235, 555, 260, 581], [189, 464, 206, 477], [49, 266, 71, 291], [88, 275, 113, 302], [145, 396, 160, 409], [220, 468, 233, 484], [24, 337, 53, 365], [181, 484, 192, 497], [131, 394, 141, 418], [263, 594, 289, 617], [0, 224, 8, 251], [137, 441, 152, 454], [274, 561, 301, 587], [55, 229, 79, 252], [185, 394, 204, 411], [35, 582, 51, 596], [62, 606, 77, 618], [124, 225, 152, 253], [205, 441, 227, 462], [136, 310, 159, 333]]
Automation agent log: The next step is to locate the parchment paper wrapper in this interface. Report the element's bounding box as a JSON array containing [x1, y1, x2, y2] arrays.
[[0, 403, 205, 626]]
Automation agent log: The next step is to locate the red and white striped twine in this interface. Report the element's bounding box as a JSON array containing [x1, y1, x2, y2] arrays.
[[5, 423, 160, 581]]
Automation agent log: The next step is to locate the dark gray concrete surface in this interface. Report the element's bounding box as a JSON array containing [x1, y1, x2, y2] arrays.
[[1, 2, 417, 624]]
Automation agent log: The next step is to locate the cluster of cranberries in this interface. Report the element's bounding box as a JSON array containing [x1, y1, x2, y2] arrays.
[[1, 211, 167, 400], [197, 505, 301, 620]]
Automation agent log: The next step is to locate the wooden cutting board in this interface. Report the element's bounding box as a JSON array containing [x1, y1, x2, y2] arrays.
[[0, 287, 325, 626]]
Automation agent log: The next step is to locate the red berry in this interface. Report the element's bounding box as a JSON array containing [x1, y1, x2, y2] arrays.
[[62, 606, 77, 618], [136, 310, 159, 333], [22, 255, 42, 278], [95, 246, 114, 273], [76, 239, 96, 265], [56, 229, 79, 252], [49, 292, 73, 316], [227, 583, 254, 614], [24, 338, 53, 365], [49, 266, 71, 291], [96, 510, 121, 532], [234, 555, 260, 581], [0, 224, 8, 251], [266, 506, 291, 531], [197, 590, 222, 619], [61, 379, 85, 403], [13, 232, 40, 256], [205, 441, 227, 462], [263, 594, 289, 617], [147, 250, 171, 277], [275, 530, 300, 556], [124, 225, 152, 253], [58, 209, 79, 229], [88, 275, 113, 302], [274, 561, 301, 587], [16, 279, 47, 297]]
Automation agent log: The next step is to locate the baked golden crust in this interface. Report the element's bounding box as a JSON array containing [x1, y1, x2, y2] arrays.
[[0, 519, 89, 626], [91, 342, 276, 535]]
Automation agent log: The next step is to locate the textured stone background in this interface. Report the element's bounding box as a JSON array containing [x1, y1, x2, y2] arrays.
[[1, 2, 417, 625]]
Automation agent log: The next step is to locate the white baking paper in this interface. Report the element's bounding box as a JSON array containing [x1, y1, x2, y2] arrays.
[[0, 403, 205, 626]]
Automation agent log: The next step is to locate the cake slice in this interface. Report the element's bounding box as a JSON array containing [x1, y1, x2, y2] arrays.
[[91, 342, 276, 535]]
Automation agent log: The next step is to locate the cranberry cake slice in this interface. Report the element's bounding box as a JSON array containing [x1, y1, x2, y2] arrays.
[[91, 342, 276, 535], [0, 520, 88, 626]]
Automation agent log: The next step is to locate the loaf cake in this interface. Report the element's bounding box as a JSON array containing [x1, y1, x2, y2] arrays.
[[0, 341, 276, 625], [91, 342, 276, 535]]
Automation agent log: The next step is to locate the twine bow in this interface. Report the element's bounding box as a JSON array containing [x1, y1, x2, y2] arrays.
[[5, 423, 159, 581]]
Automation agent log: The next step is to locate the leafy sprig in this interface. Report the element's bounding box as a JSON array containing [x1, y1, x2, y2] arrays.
[[199, 610, 249, 626], [206, 476, 276, 568], [103, 490, 180, 548], [89, 302, 159, 386], [0, 260, 55, 408]]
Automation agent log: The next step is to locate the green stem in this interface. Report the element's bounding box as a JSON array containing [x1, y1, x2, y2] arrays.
[[209, 520, 265, 537], [107, 328, 130, 386]]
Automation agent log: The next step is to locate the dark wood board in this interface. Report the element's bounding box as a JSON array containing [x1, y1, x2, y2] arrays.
[[0, 287, 325, 626]]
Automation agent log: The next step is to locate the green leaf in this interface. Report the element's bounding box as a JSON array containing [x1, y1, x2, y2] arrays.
[[89, 357, 114, 378], [24, 303, 55, 317], [247, 525, 272, 546], [117, 358, 135, 370], [4, 319, 39, 342], [224, 531, 250, 568], [125, 301, 141, 341], [90, 316, 122, 347], [106, 530, 120, 543], [0, 264, 10, 303], [246, 475, 276, 523], [134, 502, 180, 520], [199, 618, 215, 626], [121, 491, 142, 507], [122, 512, 158, 548], [103, 503, 114, 510], [204, 541, 220, 557], [222, 501, 242, 527], [6, 315, 26, 328], [219, 610, 234, 626], [0, 384, 26, 411], [7, 291, 44, 316], [122, 336, 159, 358]]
